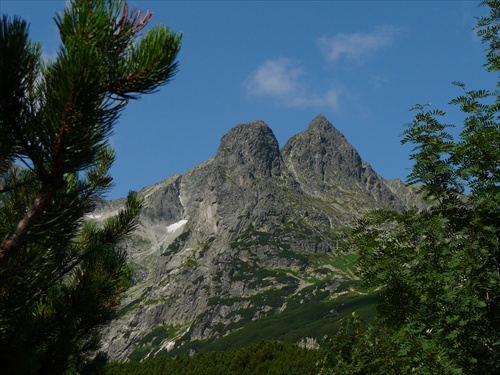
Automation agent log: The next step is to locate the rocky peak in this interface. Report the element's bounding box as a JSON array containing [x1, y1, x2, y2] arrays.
[[171, 121, 289, 241], [281, 115, 409, 214], [306, 113, 342, 134], [215, 120, 283, 178], [282, 115, 363, 193]]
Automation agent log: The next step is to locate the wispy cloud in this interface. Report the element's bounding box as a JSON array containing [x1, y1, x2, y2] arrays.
[[244, 58, 303, 97], [318, 25, 397, 65], [244, 58, 341, 111], [287, 89, 341, 111]]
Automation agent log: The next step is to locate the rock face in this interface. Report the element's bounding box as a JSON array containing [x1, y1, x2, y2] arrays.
[[282, 114, 406, 217], [97, 115, 422, 361]]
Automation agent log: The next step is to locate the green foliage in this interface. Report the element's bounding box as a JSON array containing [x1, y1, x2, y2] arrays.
[[106, 341, 323, 375], [0, 1, 181, 373], [321, 2, 500, 374], [328, 253, 359, 279]]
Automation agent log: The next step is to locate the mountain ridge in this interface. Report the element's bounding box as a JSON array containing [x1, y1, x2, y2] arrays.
[[96, 115, 422, 361]]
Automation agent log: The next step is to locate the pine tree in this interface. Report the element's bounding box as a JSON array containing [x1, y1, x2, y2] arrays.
[[321, 1, 500, 374], [0, 1, 181, 373]]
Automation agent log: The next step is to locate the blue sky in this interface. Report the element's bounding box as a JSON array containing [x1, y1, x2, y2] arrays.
[[2, 1, 493, 199]]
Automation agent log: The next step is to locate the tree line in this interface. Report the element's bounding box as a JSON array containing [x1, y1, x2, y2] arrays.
[[105, 341, 322, 375]]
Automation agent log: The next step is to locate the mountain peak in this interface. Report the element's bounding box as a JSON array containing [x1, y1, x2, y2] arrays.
[[307, 114, 330, 130], [305, 114, 347, 140], [215, 120, 282, 178]]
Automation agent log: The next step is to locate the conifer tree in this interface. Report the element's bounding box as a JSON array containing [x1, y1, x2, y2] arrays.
[[0, 0, 181, 373], [321, 1, 500, 374]]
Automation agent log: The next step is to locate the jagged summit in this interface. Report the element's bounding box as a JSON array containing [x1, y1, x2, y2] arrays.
[[307, 113, 336, 131], [305, 114, 350, 144], [280, 115, 409, 213], [215, 120, 282, 178], [282, 115, 363, 192]]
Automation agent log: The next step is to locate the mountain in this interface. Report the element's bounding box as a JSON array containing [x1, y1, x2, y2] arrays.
[[95, 114, 421, 361]]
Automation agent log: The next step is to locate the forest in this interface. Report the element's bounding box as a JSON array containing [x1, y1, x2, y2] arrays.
[[105, 341, 322, 375]]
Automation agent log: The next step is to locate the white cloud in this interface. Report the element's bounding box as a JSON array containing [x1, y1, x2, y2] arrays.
[[318, 25, 397, 64], [244, 58, 303, 97], [244, 58, 341, 111]]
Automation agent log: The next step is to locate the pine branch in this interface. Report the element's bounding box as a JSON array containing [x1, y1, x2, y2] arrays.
[[0, 176, 37, 194], [0, 96, 75, 262], [0, 183, 56, 261]]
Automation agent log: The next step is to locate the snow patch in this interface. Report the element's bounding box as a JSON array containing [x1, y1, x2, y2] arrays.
[[85, 214, 102, 219], [166, 219, 188, 234]]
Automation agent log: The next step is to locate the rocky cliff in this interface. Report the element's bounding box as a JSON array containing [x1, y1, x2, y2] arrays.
[[96, 114, 421, 361]]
